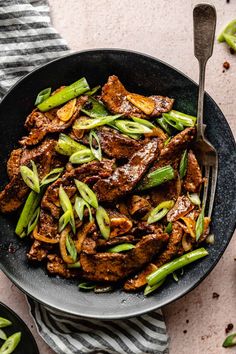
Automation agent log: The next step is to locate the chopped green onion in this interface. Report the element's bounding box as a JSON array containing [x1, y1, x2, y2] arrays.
[[27, 206, 40, 235], [108, 122, 141, 140], [73, 114, 122, 130], [66, 234, 77, 262], [144, 278, 166, 296], [157, 117, 173, 135], [68, 261, 81, 268], [20, 160, 40, 193], [131, 116, 156, 129], [81, 97, 109, 118], [223, 33, 236, 51], [138, 165, 175, 191], [0, 330, 7, 341], [78, 282, 96, 291], [179, 149, 188, 179], [34, 87, 51, 106], [55, 133, 87, 156], [74, 180, 98, 209], [96, 206, 110, 239], [37, 77, 90, 112], [218, 19, 236, 42], [222, 333, 236, 348], [114, 120, 152, 134], [164, 110, 196, 127], [107, 243, 135, 253], [147, 200, 174, 224], [74, 196, 93, 222], [163, 115, 184, 131], [187, 192, 201, 206], [165, 222, 173, 234], [196, 206, 205, 241], [172, 271, 179, 282], [164, 137, 171, 146], [85, 85, 101, 96], [40, 167, 64, 186], [59, 210, 72, 232], [0, 318, 12, 329], [69, 149, 95, 164], [0, 332, 21, 354], [206, 234, 215, 245], [89, 130, 102, 161], [147, 247, 208, 287], [59, 186, 75, 233]]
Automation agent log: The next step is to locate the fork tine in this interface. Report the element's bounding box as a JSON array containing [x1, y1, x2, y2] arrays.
[[208, 159, 218, 219], [202, 165, 210, 210]]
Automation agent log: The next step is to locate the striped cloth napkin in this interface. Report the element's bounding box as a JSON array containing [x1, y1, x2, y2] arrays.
[[0, 1, 169, 353]]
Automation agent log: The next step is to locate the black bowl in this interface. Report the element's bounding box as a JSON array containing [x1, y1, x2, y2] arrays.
[[0, 49, 235, 319]]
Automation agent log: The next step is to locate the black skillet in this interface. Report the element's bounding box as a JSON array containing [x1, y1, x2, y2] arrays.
[[0, 49, 235, 319]]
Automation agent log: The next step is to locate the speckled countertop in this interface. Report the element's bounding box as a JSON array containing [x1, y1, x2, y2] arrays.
[[0, 1, 235, 353]]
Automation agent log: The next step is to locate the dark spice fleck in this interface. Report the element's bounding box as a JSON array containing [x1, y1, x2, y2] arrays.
[[186, 319, 189, 324], [225, 323, 234, 334], [222, 70, 225, 73], [229, 47, 235, 55], [183, 330, 187, 334], [212, 292, 220, 299], [223, 61, 230, 70], [226, 0, 230, 3], [83, 101, 93, 110]]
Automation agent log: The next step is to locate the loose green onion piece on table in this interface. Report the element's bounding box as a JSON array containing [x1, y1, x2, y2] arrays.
[[67, 261, 81, 268], [218, 19, 236, 42], [66, 234, 77, 262], [164, 110, 196, 126], [89, 130, 102, 161], [147, 200, 174, 224], [96, 206, 110, 239], [73, 114, 122, 130], [222, 333, 236, 348], [85, 85, 101, 96], [74, 197, 93, 222], [195, 206, 205, 241], [162, 115, 184, 131], [20, 161, 40, 193], [75, 180, 98, 208], [107, 243, 135, 253], [40, 167, 64, 186], [157, 117, 173, 135], [179, 149, 188, 179], [187, 192, 201, 206], [0, 318, 12, 329], [223, 33, 236, 51], [59, 210, 72, 232], [0, 330, 7, 341], [59, 186, 75, 233], [34, 87, 51, 106], [114, 120, 152, 134], [0, 332, 21, 354], [131, 116, 156, 129], [147, 247, 208, 287], [165, 222, 173, 234], [144, 278, 166, 296], [69, 149, 95, 164], [15, 190, 42, 237], [55, 133, 87, 156], [81, 97, 109, 118], [37, 77, 90, 112], [27, 207, 40, 235], [78, 282, 96, 291], [138, 165, 175, 191]]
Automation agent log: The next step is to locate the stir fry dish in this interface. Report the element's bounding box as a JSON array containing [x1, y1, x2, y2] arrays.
[[0, 75, 211, 295]]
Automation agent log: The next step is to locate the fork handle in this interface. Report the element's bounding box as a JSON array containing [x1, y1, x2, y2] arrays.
[[193, 4, 216, 140]]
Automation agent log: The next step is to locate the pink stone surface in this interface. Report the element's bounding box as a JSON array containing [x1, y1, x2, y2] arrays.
[[0, 1, 235, 354]]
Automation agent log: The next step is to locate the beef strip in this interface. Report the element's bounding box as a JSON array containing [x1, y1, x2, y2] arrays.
[[93, 138, 161, 202], [20, 96, 87, 146], [7, 148, 22, 179], [150, 178, 181, 206], [80, 233, 169, 282], [183, 150, 203, 192], [96, 235, 135, 250], [167, 195, 194, 222], [47, 254, 80, 278], [131, 222, 163, 238], [101, 75, 174, 118], [128, 195, 152, 217], [108, 210, 133, 238], [27, 240, 50, 262], [0, 139, 59, 213], [41, 159, 115, 219], [124, 222, 183, 291]]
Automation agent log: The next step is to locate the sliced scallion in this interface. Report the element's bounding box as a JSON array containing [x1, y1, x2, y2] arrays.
[[0, 329, 7, 341], [195, 206, 205, 241], [164, 110, 196, 127], [0, 317, 12, 328], [78, 282, 96, 291], [96, 206, 110, 239], [89, 130, 102, 161], [114, 120, 152, 134], [68, 261, 81, 268], [73, 114, 122, 130], [157, 117, 173, 135], [85, 85, 101, 96], [187, 192, 201, 206], [40, 167, 64, 186], [66, 234, 77, 262], [165, 222, 173, 234], [27, 207, 40, 235], [81, 97, 108, 118], [20, 160, 40, 193], [222, 333, 236, 348], [59, 186, 75, 233], [147, 200, 174, 224], [58, 210, 72, 232], [69, 149, 95, 164], [107, 243, 135, 253], [131, 116, 156, 129], [138, 165, 175, 191], [74, 196, 93, 222], [0, 332, 21, 354], [144, 278, 166, 296], [55, 133, 87, 156], [75, 180, 98, 209], [34, 87, 51, 106], [163, 115, 184, 131], [179, 149, 188, 179]]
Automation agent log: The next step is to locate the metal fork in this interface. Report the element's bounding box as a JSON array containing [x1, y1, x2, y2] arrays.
[[193, 4, 218, 218]]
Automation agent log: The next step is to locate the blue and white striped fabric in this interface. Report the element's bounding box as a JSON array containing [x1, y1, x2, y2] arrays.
[[0, 1, 169, 353]]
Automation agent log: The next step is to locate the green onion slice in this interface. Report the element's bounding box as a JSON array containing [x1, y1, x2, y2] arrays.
[[27, 207, 40, 235], [164, 110, 196, 126], [0, 332, 21, 354], [75, 180, 98, 209], [187, 192, 201, 206], [66, 234, 77, 262], [172, 271, 179, 282], [55, 133, 88, 156], [131, 116, 156, 129], [69, 149, 95, 164], [138, 165, 175, 191], [107, 243, 135, 253], [163, 115, 184, 131], [85, 85, 101, 96], [179, 149, 188, 179], [96, 206, 110, 239], [0, 317, 12, 329], [74, 196, 93, 222], [68, 261, 81, 269], [224, 33, 236, 51], [20, 160, 40, 193], [147, 200, 174, 224], [59, 186, 75, 233], [144, 278, 166, 296], [164, 137, 171, 146], [0, 329, 7, 341], [81, 97, 109, 118], [218, 19, 236, 42], [89, 130, 102, 161], [222, 333, 236, 348], [157, 117, 173, 135], [34, 87, 51, 106], [196, 206, 205, 241], [165, 222, 173, 234], [78, 282, 96, 291], [74, 114, 122, 130], [114, 120, 152, 134], [40, 167, 64, 186], [59, 210, 72, 232]]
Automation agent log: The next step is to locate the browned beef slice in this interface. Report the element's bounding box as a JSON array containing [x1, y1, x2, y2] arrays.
[[47, 254, 80, 278], [101, 75, 174, 118], [93, 139, 161, 202], [27, 240, 49, 262], [7, 148, 22, 179], [131, 222, 163, 238], [167, 195, 194, 222], [20, 96, 87, 146], [128, 195, 151, 217], [97, 235, 135, 249], [80, 233, 169, 282], [183, 150, 203, 192], [41, 159, 115, 218], [108, 210, 133, 237], [124, 222, 182, 291], [37, 209, 59, 239], [0, 139, 58, 213]]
